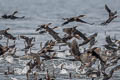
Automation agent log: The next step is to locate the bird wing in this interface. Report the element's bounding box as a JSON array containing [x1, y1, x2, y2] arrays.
[[106, 35, 112, 44], [71, 39, 81, 56], [4, 32, 16, 40], [105, 4, 111, 14], [73, 29, 88, 41], [36, 27, 41, 31], [76, 18, 94, 25], [106, 35, 117, 46], [62, 21, 70, 26], [91, 48, 105, 63]]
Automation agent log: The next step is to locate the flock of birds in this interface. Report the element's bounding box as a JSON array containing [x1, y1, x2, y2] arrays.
[[0, 4, 120, 80]]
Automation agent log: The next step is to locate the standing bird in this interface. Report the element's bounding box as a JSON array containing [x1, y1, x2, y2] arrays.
[[101, 4, 117, 25]]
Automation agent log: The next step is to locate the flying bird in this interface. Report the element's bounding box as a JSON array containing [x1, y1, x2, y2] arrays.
[[1, 11, 25, 19], [101, 4, 117, 25], [62, 15, 94, 26]]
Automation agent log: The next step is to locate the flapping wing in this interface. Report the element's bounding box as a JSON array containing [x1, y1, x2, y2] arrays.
[[105, 4, 111, 14], [106, 35, 117, 46], [4, 32, 16, 40], [73, 29, 88, 41], [76, 18, 94, 25], [62, 21, 70, 26], [106, 35, 112, 44], [71, 39, 81, 56]]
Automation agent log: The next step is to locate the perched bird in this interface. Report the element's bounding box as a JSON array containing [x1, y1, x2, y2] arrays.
[[101, 4, 117, 25]]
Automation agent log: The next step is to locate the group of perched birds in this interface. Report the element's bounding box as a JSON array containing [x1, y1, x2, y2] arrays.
[[0, 4, 120, 80]]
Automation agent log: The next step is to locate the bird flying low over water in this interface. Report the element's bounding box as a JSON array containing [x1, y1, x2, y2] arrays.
[[105, 35, 117, 47], [0, 28, 16, 40], [101, 4, 117, 25], [1, 11, 25, 20], [63, 26, 88, 40], [36, 23, 52, 32], [36, 23, 65, 43], [20, 35, 34, 46], [36, 23, 58, 35], [79, 33, 98, 46], [88, 47, 105, 64], [71, 39, 81, 57], [102, 64, 120, 80], [63, 26, 97, 46], [0, 44, 9, 56], [62, 15, 94, 26]]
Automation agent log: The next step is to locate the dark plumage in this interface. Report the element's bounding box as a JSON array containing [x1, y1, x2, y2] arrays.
[[38, 40, 55, 54], [63, 26, 88, 40], [1, 11, 25, 19], [37, 23, 64, 43], [0, 28, 16, 40], [90, 47, 105, 64], [102, 65, 120, 80], [0, 44, 9, 56], [62, 15, 94, 26], [79, 33, 97, 46], [103, 45, 117, 52], [101, 4, 117, 25], [105, 35, 117, 47], [20, 35, 34, 46], [36, 23, 52, 31], [71, 39, 81, 57]]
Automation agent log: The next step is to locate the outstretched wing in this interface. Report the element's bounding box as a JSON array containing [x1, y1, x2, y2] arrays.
[[76, 18, 94, 25], [62, 21, 70, 26], [106, 35, 117, 47], [73, 29, 88, 41], [91, 48, 105, 63], [106, 35, 112, 44], [4, 32, 16, 40], [105, 4, 111, 14], [71, 39, 81, 56]]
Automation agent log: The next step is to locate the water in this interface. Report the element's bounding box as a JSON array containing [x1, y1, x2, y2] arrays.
[[0, 0, 120, 80]]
